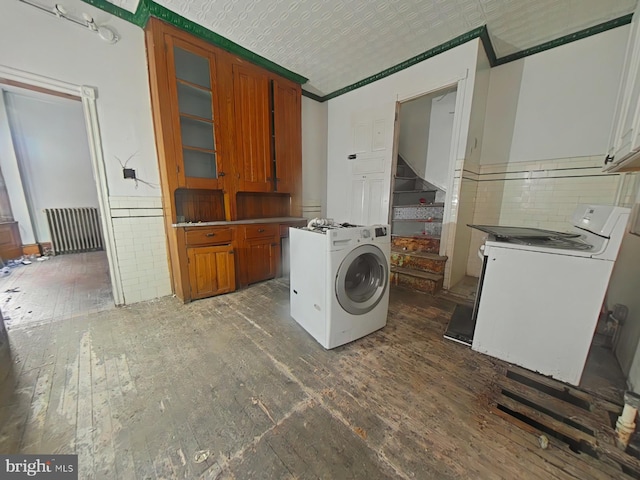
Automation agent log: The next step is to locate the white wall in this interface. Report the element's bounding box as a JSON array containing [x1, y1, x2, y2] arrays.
[[481, 25, 629, 164], [398, 95, 431, 179], [449, 44, 490, 288], [4, 90, 99, 244], [0, 93, 33, 246], [467, 26, 630, 279], [0, 0, 170, 303], [612, 227, 640, 389], [301, 97, 327, 218], [426, 90, 457, 191], [326, 40, 479, 225], [611, 177, 640, 390]]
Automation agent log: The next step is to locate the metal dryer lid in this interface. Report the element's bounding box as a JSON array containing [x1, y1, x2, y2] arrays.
[[467, 225, 581, 240]]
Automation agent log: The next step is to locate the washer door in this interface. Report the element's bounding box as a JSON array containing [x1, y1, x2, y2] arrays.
[[335, 244, 388, 315]]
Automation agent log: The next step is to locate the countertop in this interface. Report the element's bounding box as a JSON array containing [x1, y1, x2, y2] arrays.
[[172, 217, 306, 228]]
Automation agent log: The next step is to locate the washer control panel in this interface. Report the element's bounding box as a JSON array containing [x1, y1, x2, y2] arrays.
[[374, 226, 388, 237]]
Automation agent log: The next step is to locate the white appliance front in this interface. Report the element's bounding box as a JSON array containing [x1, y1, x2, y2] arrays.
[[290, 225, 390, 349], [471, 245, 614, 385], [471, 205, 630, 385]]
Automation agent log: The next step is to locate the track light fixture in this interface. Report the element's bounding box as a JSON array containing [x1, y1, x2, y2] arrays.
[[18, 0, 119, 44]]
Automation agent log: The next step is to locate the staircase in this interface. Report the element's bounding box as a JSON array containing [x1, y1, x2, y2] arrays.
[[390, 156, 447, 294]]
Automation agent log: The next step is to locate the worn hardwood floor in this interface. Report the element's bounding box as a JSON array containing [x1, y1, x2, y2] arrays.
[[0, 251, 113, 329], [0, 278, 625, 479]]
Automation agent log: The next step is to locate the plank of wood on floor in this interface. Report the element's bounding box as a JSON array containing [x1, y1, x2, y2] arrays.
[[490, 407, 631, 480], [497, 394, 597, 447], [507, 365, 622, 415], [497, 375, 609, 435], [76, 331, 94, 478]]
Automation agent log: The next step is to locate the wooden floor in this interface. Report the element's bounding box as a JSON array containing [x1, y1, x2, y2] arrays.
[[0, 278, 631, 479], [0, 251, 113, 329]]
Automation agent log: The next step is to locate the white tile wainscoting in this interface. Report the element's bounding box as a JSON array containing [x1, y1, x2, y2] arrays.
[[466, 156, 624, 278], [109, 196, 172, 304]]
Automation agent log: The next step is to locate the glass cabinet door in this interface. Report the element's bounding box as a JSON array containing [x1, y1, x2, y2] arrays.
[[168, 39, 221, 184]]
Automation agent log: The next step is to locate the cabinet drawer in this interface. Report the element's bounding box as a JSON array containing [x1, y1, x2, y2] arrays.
[[185, 227, 233, 246], [244, 224, 278, 239]]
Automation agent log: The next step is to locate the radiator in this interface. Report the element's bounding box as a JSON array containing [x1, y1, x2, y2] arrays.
[[44, 207, 104, 255]]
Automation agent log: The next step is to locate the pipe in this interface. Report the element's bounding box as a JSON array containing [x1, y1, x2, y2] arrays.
[[616, 391, 640, 449]]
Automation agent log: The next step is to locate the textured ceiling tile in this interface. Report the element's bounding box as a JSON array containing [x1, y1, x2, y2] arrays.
[[104, 0, 140, 13], [153, 0, 636, 95]]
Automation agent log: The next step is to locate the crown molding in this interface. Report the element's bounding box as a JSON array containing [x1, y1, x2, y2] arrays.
[[81, 0, 307, 85], [80, 2, 632, 103]]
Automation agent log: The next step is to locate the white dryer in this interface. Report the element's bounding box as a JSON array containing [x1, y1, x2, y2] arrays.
[[289, 223, 390, 349]]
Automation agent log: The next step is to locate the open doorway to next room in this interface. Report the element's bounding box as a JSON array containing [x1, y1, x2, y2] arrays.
[[390, 86, 457, 295], [0, 82, 113, 328]]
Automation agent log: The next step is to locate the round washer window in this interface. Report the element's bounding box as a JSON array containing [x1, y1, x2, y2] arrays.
[[335, 244, 388, 315]]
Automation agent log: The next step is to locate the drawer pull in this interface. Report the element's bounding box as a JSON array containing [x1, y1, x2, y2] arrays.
[[205, 233, 215, 237], [257, 228, 265, 233]]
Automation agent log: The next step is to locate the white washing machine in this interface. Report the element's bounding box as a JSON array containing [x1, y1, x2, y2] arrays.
[[289, 222, 391, 349]]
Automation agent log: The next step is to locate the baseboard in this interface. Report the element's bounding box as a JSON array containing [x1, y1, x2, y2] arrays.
[[22, 244, 41, 256]]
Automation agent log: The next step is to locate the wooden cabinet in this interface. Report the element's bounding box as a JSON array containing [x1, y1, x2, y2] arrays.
[[0, 222, 22, 261], [151, 27, 228, 190], [187, 245, 235, 299], [185, 226, 236, 300], [605, 5, 640, 172], [233, 62, 273, 192], [240, 224, 279, 285], [273, 78, 302, 195], [146, 18, 303, 302]]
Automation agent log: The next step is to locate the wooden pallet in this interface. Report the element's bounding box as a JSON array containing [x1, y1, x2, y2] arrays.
[[491, 365, 640, 479]]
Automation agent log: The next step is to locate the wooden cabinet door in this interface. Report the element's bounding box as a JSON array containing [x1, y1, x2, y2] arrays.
[[244, 236, 279, 285], [233, 63, 273, 192], [273, 79, 301, 195], [165, 35, 226, 190], [607, 2, 640, 166], [187, 245, 236, 299]]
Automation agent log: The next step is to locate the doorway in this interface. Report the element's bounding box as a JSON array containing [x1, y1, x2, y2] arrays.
[[0, 82, 114, 327], [389, 85, 457, 294]]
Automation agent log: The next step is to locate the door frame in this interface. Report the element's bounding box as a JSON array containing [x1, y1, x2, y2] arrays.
[[0, 64, 124, 305], [391, 73, 468, 262]]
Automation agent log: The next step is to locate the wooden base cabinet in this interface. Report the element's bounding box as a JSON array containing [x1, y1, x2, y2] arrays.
[[183, 226, 236, 301], [0, 222, 22, 261], [240, 224, 280, 285], [187, 244, 236, 300]]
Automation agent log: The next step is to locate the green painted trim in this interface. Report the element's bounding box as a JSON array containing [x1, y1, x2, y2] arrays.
[[301, 90, 324, 102], [146, 1, 307, 84], [478, 25, 497, 67], [495, 14, 633, 66], [80, 0, 307, 85], [79, 3, 631, 102], [322, 26, 486, 102], [81, 0, 150, 27]]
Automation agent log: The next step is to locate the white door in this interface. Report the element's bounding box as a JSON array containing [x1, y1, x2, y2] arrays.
[[348, 112, 391, 225]]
